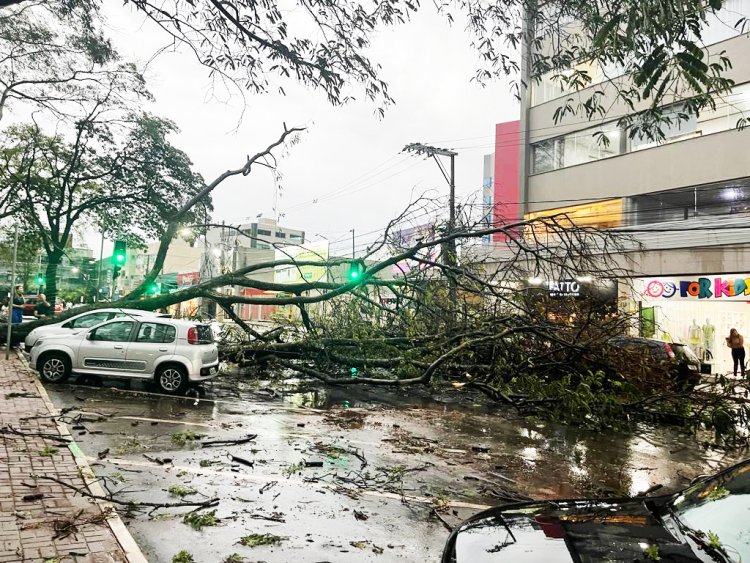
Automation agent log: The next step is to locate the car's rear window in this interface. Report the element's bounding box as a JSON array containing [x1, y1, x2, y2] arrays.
[[672, 344, 699, 362], [195, 325, 214, 344]]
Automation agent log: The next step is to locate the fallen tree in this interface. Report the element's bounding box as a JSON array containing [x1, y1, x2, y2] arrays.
[[7, 129, 749, 447]]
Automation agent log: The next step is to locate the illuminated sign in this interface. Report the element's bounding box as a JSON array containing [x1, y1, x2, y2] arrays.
[[548, 280, 581, 297], [640, 276, 750, 300]]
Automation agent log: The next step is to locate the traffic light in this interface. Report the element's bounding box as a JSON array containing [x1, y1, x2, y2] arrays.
[[112, 240, 126, 265], [35, 273, 45, 285], [112, 264, 122, 281], [347, 261, 363, 281], [147, 282, 160, 295]]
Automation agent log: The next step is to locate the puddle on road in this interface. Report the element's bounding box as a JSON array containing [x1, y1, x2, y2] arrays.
[[42, 373, 745, 563]]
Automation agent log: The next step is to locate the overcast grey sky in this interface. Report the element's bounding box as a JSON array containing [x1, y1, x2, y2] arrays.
[[99, 3, 519, 255]]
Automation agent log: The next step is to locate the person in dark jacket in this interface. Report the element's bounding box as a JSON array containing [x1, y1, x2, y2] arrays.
[[34, 294, 52, 318]]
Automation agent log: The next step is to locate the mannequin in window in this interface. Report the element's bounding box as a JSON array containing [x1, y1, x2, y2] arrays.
[[702, 318, 716, 360], [688, 319, 702, 356]]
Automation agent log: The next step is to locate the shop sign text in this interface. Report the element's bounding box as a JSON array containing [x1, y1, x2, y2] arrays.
[[644, 276, 750, 299], [548, 280, 580, 298]]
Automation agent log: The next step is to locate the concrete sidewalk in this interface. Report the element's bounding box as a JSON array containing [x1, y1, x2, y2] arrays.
[[0, 355, 140, 563]]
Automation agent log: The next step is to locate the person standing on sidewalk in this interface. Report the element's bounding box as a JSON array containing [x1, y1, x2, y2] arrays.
[[34, 293, 52, 318], [11, 285, 24, 324], [725, 328, 746, 378]]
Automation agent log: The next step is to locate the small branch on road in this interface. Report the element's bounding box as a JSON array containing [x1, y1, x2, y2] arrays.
[[201, 434, 257, 448], [1, 425, 71, 444], [36, 475, 220, 512], [431, 507, 454, 532]]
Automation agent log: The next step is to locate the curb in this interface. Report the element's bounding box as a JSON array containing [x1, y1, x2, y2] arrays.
[[18, 352, 149, 563]]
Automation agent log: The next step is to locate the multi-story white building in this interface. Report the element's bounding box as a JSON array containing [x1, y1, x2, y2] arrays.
[[487, 2, 750, 374]]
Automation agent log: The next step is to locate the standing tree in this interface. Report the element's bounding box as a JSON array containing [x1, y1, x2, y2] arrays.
[[0, 225, 42, 290], [0, 113, 208, 305]]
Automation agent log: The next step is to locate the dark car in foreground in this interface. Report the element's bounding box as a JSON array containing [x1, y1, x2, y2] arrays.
[[443, 458, 749, 562], [609, 336, 702, 389]]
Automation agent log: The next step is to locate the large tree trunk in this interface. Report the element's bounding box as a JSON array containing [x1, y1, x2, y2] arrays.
[[44, 252, 63, 306]]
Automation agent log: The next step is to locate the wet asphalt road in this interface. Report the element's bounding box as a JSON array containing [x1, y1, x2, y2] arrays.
[[43, 373, 744, 563]]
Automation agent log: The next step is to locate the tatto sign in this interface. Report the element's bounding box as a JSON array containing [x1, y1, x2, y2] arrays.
[[642, 276, 750, 300]]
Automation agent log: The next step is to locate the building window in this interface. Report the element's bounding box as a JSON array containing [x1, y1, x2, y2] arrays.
[[530, 81, 750, 174], [630, 107, 699, 151], [289, 234, 303, 242], [275, 232, 286, 238], [257, 229, 271, 236], [257, 242, 271, 249], [532, 138, 564, 174]]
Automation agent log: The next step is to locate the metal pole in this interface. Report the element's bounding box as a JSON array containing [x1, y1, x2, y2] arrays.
[[96, 234, 104, 302], [350, 229, 355, 258], [449, 154, 455, 241], [6, 225, 19, 359]]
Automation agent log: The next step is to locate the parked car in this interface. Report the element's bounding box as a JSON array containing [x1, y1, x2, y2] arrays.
[[442, 458, 750, 562], [609, 336, 702, 389], [30, 317, 219, 394], [21, 295, 63, 316], [24, 308, 170, 353]]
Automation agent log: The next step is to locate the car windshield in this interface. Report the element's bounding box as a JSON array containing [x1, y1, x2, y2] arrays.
[[670, 463, 750, 561]]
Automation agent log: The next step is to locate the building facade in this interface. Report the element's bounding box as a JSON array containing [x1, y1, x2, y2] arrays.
[[489, 3, 750, 374]]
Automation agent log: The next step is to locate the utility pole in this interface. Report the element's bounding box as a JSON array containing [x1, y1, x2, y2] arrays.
[[5, 225, 18, 359], [350, 229, 355, 258], [96, 234, 104, 302], [403, 143, 458, 303]]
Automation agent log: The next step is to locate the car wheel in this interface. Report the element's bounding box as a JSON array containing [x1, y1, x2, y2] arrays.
[[39, 353, 70, 384], [156, 364, 188, 394]]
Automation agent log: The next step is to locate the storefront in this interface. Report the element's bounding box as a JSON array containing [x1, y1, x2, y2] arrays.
[[632, 274, 750, 375]]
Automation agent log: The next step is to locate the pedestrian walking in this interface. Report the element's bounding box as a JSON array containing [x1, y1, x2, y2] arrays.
[[11, 285, 24, 324], [725, 328, 746, 378]]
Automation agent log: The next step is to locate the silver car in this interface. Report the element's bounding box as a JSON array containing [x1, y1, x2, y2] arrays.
[[24, 308, 170, 353], [30, 317, 220, 394]]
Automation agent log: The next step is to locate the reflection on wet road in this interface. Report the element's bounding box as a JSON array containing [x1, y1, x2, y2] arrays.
[[44, 374, 744, 563]]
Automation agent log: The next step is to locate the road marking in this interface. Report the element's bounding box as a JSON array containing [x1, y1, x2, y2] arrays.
[[99, 457, 491, 511], [115, 415, 216, 428]]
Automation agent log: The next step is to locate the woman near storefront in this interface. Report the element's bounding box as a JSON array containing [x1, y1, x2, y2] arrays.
[[725, 328, 746, 378]]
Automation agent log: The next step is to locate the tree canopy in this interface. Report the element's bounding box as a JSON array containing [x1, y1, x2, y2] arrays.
[[0, 0, 149, 122], [0, 113, 208, 304], [1, 0, 745, 132]]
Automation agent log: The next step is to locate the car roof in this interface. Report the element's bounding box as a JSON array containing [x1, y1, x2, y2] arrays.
[[95, 317, 204, 327], [73, 308, 168, 317], [610, 336, 688, 346]]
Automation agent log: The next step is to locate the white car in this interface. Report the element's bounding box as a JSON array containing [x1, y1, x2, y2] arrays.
[[30, 317, 220, 394], [24, 308, 170, 353]]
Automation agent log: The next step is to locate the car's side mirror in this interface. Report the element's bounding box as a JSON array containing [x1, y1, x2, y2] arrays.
[[86, 332, 93, 341]]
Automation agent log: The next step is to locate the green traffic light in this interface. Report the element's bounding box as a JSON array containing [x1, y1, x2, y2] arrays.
[[115, 254, 125, 263], [349, 270, 359, 279]]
